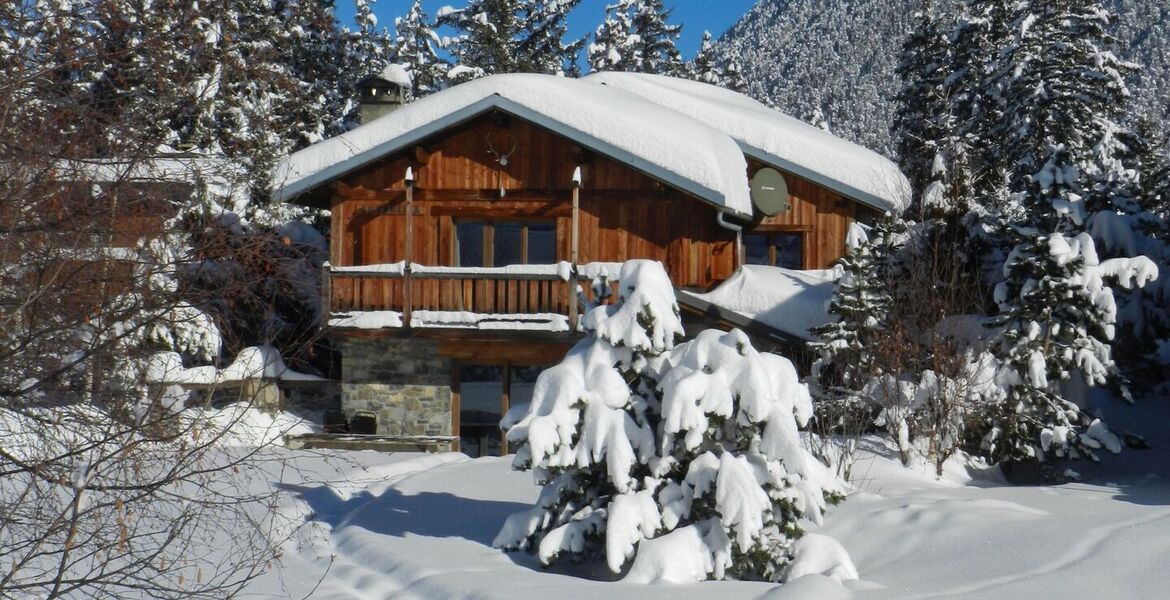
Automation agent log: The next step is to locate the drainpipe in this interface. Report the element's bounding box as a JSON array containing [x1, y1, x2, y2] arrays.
[[716, 211, 745, 271]]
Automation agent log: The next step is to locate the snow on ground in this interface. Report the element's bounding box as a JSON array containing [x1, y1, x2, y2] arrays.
[[236, 394, 1170, 599]]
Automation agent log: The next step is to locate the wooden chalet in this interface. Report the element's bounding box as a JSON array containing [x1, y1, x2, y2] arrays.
[[273, 72, 909, 455]]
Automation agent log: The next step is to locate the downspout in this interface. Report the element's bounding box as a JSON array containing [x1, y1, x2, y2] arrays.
[[716, 211, 745, 272]]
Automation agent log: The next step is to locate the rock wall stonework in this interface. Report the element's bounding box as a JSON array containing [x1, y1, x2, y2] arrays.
[[341, 337, 453, 437]]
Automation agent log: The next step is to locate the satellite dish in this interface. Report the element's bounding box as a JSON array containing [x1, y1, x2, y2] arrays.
[[751, 168, 790, 216]]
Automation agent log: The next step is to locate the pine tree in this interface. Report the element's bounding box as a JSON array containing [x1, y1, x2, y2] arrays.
[[495, 261, 844, 582], [588, 0, 638, 72], [587, 0, 684, 75], [723, 59, 748, 93], [518, 0, 587, 76], [630, 0, 685, 75], [811, 223, 897, 394], [351, 0, 393, 79], [894, 2, 960, 216], [979, 0, 1157, 462], [688, 31, 723, 85], [439, 0, 585, 80], [392, 0, 449, 98]]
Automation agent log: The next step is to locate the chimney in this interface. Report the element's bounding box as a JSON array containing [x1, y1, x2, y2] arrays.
[[356, 64, 411, 124]]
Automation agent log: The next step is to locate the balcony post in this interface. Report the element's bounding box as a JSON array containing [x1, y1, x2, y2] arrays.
[[320, 262, 332, 328], [404, 167, 414, 328], [568, 167, 581, 332]]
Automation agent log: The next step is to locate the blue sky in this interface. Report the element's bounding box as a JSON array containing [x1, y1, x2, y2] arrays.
[[336, 1, 758, 59]]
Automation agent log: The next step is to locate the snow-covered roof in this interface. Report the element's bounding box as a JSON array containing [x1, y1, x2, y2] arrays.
[[273, 73, 752, 216], [59, 155, 249, 207], [585, 72, 911, 214], [680, 265, 837, 342]]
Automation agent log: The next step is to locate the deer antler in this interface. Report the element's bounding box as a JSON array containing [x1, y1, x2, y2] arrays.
[[485, 131, 519, 167]]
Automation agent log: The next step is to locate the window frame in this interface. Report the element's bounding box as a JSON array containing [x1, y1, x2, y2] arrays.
[[453, 218, 557, 267], [743, 227, 809, 270]]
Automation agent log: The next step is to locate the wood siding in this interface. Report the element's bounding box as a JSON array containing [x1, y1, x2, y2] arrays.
[[745, 159, 855, 270], [327, 114, 738, 313], [323, 113, 861, 315]]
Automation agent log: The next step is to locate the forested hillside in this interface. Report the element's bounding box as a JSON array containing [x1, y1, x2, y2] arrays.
[[715, 0, 1170, 157]]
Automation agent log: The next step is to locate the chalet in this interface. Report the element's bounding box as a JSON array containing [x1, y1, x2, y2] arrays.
[[272, 72, 909, 455]]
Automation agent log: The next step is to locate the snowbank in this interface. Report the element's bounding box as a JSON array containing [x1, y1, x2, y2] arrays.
[[145, 345, 325, 386], [587, 72, 912, 213]]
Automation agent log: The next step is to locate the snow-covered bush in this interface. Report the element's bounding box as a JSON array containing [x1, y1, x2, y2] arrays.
[[495, 260, 845, 582]]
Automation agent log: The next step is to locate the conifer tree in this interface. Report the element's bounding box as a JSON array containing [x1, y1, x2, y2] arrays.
[[630, 0, 685, 75], [894, 2, 960, 215], [811, 223, 897, 394], [587, 0, 684, 75], [392, 0, 449, 98], [519, 0, 587, 76], [723, 59, 748, 94], [979, 0, 1156, 462], [496, 261, 844, 582], [688, 31, 723, 85], [588, 0, 638, 72], [439, 0, 585, 79]]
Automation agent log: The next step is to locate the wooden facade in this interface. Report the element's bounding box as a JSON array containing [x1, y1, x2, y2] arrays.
[[320, 112, 866, 322]]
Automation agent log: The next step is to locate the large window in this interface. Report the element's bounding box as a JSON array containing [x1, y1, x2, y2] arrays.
[[455, 220, 556, 267], [745, 232, 804, 270]]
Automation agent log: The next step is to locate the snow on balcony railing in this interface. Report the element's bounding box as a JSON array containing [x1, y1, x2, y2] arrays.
[[328, 310, 570, 332]]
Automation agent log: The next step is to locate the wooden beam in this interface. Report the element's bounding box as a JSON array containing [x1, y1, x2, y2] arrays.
[[403, 169, 414, 328], [500, 362, 511, 456], [569, 167, 581, 333]]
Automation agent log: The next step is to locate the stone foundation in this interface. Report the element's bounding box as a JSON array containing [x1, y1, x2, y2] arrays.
[[340, 337, 453, 436]]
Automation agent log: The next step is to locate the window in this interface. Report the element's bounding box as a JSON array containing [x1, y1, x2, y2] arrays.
[[455, 220, 557, 267], [457, 364, 546, 457], [745, 232, 804, 270]]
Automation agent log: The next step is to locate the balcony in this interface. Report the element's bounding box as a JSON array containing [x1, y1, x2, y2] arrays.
[[324, 262, 620, 333]]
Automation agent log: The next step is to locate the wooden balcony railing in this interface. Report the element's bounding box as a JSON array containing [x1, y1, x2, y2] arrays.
[[324, 262, 620, 332]]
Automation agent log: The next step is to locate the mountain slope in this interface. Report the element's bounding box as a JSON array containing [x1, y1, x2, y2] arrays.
[[715, 0, 1170, 158]]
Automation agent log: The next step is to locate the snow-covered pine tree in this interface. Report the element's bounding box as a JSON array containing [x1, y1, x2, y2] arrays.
[[350, 0, 393, 80], [284, 0, 355, 144], [495, 260, 845, 582], [894, 2, 960, 215], [811, 223, 896, 394], [439, 0, 584, 80], [979, 0, 1158, 462], [391, 0, 448, 97], [629, 0, 685, 76], [587, 0, 684, 75], [688, 31, 724, 85], [723, 59, 748, 94], [588, 0, 638, 72], [518, 0, 587, 76]]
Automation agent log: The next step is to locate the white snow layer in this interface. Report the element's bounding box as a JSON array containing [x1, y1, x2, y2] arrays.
[[586, 72, 912, 213], [273, 73, 752, 216], [684, 265, 837, 341], [379, 63, 412, 88], [145, 345, 324, 386]]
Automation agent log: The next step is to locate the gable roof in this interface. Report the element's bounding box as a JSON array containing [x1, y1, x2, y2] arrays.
[[585, 72, 911, 214], [272, 73, 753, 216]]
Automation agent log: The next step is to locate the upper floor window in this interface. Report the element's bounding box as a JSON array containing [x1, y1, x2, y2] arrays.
[[456, 220, 556, 267], [745, 232, 804, 270]]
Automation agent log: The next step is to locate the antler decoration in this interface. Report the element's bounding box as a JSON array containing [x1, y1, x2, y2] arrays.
[[485, 131, 519, 198], [485, 131, 519, 166]]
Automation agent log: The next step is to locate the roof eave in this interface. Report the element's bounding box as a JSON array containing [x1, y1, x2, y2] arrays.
[[738, 142, 905, 215]]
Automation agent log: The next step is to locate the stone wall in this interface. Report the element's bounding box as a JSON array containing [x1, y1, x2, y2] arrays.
[[340, 337, 453, 437]]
